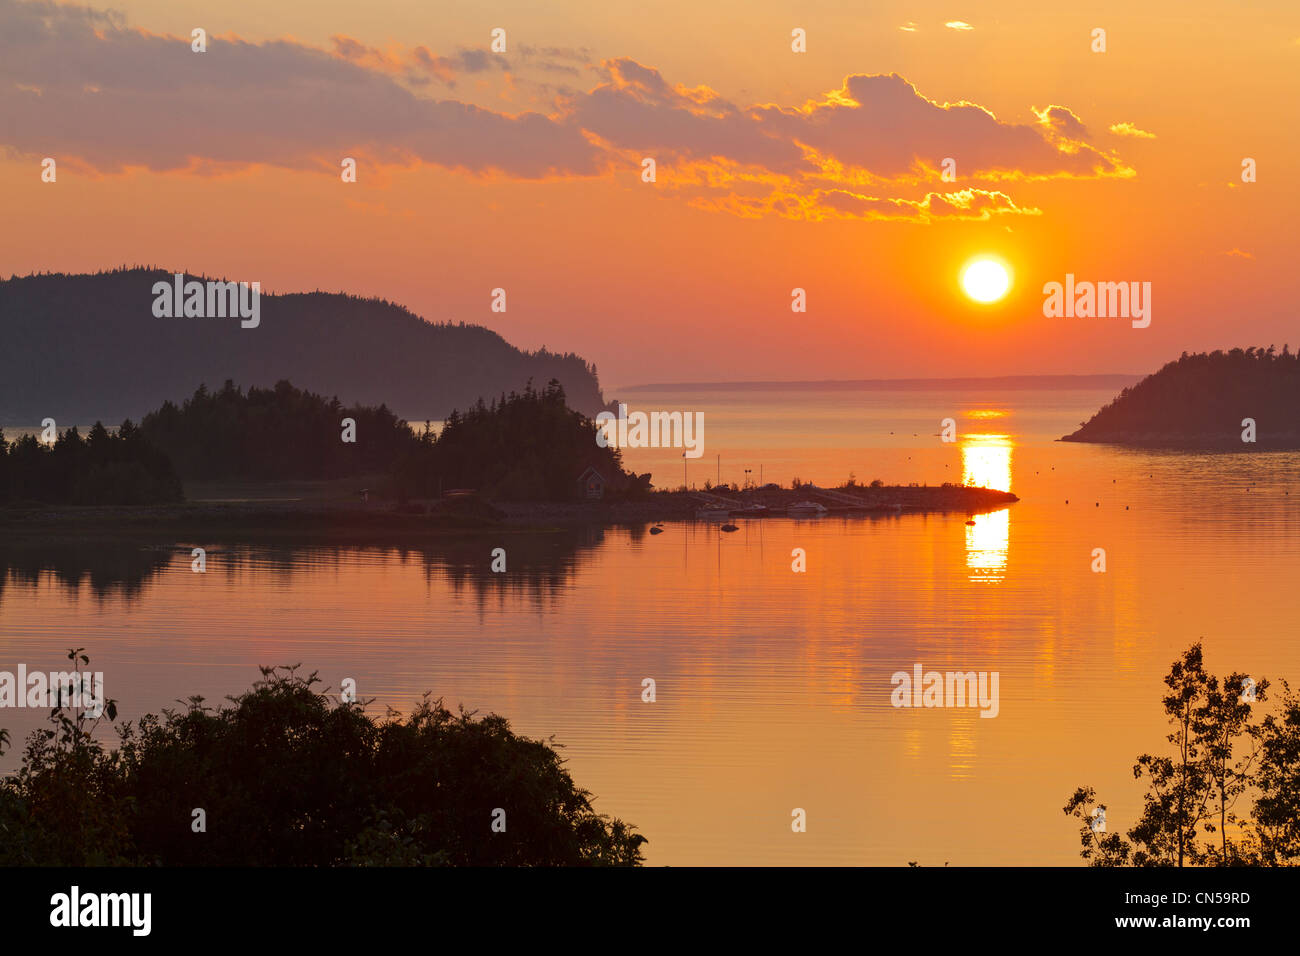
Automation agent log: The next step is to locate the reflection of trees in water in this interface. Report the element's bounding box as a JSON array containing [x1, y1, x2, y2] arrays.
[[0, 529, 612, 611], [431, 527, 606, 611], [0, 543, 172, 602], [216, 531, 608, 609]]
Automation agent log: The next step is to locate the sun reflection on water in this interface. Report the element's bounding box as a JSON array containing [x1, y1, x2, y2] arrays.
[[961, 433, 1012, 583]]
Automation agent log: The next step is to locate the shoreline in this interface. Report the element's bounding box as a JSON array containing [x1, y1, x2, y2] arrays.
[[0, 484, 1019, 542], [1060, 433, 1300, 450]]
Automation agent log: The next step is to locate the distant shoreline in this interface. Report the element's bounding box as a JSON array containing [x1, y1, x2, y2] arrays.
[[617, 374, 1141, 392]]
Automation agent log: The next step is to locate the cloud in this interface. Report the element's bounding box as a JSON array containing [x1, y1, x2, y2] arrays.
[[761, 76, 1125, 180], [1108, 121, 1156, 139], [0, 0, 600, 176], [945, 21, 974, 31], [330, 35, 509, 87], [517, 45, 595, 76], [900, 22, 919, 33], [0, 1, 1133, 222], [569, 64, 1126, 219], [327, 36, 589, 87], [567, 64, 1127, 185], [1035, 105, 1090, 141], [1223, 248, 1254, 259], [695, 186, 1039, 223], [562, 58, 808, 174]]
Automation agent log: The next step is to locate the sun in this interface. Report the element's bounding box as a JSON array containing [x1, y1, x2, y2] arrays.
[[961, 258, 1011, 303]]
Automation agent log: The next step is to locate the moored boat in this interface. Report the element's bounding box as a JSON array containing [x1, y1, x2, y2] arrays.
[[695, 507, 732, 520]]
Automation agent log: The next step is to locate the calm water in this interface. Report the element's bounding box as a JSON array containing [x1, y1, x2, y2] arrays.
[[3, 386, 1299, 865]]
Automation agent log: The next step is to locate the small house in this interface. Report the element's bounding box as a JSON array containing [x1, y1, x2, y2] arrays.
[[578, 466, 606, 500]]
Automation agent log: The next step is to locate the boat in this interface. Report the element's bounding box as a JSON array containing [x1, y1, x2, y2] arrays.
[[720, 523, 739, 532], [649, 526, 664, 535], [787, 501, 828, 518], [695, 507, 732, 520]]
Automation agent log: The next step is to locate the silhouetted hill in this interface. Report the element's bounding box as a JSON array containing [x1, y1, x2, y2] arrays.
[[0, 268, 606, 423], [1062, 347, 1300, 447]]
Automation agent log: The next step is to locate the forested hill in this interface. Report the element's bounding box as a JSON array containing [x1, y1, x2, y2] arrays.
[[1062, 348, 1300, 447], [0, 268, 606, 423]]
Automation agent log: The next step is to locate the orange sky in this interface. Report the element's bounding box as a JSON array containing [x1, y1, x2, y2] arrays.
[[2, 0, 1297, 387]]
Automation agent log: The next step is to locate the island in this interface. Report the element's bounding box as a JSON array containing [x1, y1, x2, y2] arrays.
[[1, 377, 1016, 540], [1061, 347, 1300, 448]]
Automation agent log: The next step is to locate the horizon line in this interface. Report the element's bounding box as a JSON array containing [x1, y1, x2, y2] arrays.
[[615, 373, 1143, 392]]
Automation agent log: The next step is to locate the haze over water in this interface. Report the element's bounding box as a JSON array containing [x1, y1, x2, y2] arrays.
[[3, 384, 1298, 865]]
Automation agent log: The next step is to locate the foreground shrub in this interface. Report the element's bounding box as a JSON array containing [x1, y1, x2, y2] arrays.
[[0, 658, 645, 866]]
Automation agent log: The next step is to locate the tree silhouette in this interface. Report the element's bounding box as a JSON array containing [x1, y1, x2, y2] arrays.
[[1062, 643, 1300, 866], [392, 379, 650, 502], [0, 421, 181, 505], [140, 379, 418, 480]]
